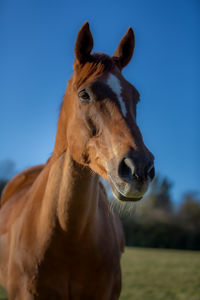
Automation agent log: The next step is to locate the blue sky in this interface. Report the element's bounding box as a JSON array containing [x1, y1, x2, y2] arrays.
[[0, 0, 199, 203]]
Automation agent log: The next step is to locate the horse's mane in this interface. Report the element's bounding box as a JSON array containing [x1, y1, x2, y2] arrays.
[[0, 165, 44, 207]]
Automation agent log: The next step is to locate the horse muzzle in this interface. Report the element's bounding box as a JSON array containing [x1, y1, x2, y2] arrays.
[[108, 151, 155, 202]]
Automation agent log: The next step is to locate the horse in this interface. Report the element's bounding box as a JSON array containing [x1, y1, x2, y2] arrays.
[[0, 22, 155, 299]]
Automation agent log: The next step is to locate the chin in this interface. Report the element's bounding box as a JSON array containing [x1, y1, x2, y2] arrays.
[[109, 179, 144, 202]]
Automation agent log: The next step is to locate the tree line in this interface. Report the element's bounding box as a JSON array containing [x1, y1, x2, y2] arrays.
[[113, 177, 200, 250]]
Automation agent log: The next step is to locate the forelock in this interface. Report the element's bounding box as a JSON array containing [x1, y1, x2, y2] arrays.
[[73, 53, 116, 88]]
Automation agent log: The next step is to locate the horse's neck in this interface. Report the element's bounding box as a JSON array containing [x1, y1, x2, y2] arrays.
[[39, 150, 99, 237], [36, 90, 99, 242], [53, 85, 70, 159]]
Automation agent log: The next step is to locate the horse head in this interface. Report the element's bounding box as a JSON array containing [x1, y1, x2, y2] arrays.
[[59, 22, 155, 201]]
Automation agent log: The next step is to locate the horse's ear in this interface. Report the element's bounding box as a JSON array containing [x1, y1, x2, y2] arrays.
[[74, 22, 93, 65], [113, 27, 135, 70]]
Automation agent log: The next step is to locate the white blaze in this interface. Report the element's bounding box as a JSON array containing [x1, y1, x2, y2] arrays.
[[107, 73, 127, 117]]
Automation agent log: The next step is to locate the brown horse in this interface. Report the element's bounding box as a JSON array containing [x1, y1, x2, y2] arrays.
[[0, 23, 155, 299]]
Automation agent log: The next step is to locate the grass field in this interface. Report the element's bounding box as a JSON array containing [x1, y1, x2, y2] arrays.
[[0, 247, 199, 299], [120, 248, 200, 300]]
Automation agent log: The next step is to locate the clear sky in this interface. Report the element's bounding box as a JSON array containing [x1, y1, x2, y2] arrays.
[[0, 0, 199, 203]]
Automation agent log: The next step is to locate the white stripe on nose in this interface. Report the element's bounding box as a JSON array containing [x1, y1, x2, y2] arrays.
[[107, 73, 126, 117]]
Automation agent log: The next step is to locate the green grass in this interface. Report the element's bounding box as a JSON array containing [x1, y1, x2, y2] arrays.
[[0, 247, 200, 299], [0, 286, 7, 300], [120, 247, 200, 300]]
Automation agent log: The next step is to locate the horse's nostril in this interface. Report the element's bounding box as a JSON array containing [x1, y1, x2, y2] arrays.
[[148, 165, 155, 180], [118, 158, 134, 183], [118, 154, 155, 183], [124, 158, 135, 175]]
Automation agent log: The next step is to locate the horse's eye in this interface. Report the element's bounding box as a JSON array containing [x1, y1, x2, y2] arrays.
[[78, 90, 90, 102]]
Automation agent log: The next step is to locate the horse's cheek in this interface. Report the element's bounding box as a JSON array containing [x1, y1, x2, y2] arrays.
[[67, 123, 89, 163]]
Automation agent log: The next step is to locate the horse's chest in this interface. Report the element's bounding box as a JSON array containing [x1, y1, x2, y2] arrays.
[[33, 238, 121, 299]]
